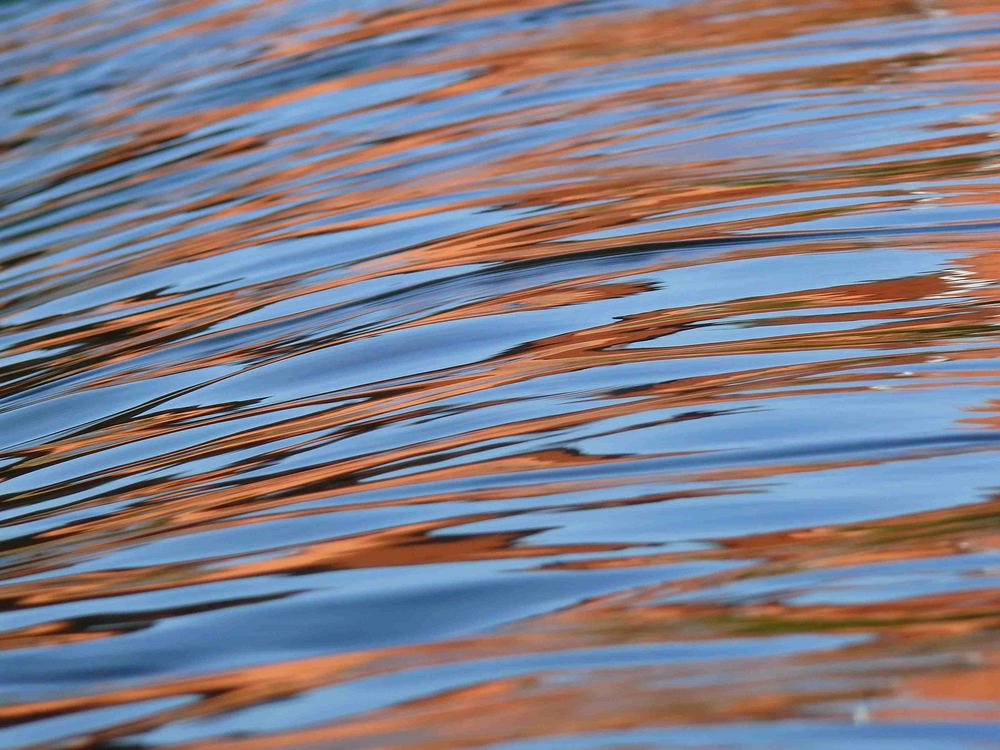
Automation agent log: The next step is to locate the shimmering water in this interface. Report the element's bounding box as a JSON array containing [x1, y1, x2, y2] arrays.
[[1, 1, 1000, 748]]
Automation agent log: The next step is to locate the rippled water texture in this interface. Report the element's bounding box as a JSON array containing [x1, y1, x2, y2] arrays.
[[2, 0, 1000, 747]]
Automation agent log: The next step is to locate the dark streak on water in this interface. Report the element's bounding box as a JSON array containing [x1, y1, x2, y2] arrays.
[[1, 0, 1000, 748]]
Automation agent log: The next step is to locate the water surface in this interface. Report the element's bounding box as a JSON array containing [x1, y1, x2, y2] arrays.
[[1, 0, 1000, 748]]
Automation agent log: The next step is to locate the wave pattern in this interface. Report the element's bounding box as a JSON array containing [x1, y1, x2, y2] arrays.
[[2, 0, 1000, 747]]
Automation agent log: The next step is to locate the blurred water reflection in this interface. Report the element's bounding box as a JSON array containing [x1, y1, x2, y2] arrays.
[[1, 0, 999, 748]]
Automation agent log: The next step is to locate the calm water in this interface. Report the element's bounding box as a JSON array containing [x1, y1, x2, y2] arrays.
[[1, 1, 1000, 748]]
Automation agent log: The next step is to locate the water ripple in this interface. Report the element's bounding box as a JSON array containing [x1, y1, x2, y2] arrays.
[[1, 0, 999, 748]]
